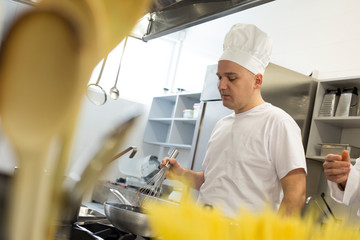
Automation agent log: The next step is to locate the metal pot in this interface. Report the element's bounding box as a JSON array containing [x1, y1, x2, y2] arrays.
[[103, 201, 154, 237]]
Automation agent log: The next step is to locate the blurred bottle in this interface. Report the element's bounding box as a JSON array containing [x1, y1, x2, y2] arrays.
[[193, 103, 201, 118]]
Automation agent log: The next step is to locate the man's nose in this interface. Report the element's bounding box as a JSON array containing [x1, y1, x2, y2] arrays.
[[218, 79, 227, 90]]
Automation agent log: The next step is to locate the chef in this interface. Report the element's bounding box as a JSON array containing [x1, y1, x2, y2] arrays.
[[324, 151, 360, 205], [161, 23, 307, 217]]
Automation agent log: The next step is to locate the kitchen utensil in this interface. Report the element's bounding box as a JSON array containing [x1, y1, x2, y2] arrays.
[[104, 183, 179, 237], [137, 149, 179, 207], [60, 114, 140, 224], [335, 87, 358, 117], [319, 88, 340, 117], [0, 9, 87, 240], [104, 202, 153, 237], [82, 0, 151, 62], [112, 145, 137, 160], [110, 36, 128, 100], [86, 55, 108, 106], [0, 1, 151, 239], [110, 188, 132, 205]]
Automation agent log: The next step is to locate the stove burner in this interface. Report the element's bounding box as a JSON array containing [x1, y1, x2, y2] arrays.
[[70, 222, 150, 240]]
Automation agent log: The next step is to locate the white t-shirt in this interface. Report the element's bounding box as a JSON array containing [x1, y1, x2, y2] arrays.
[[328, 158, 360, 205], [197, 102, 307, 217]]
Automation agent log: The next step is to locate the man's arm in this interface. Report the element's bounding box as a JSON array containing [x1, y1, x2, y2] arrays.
[[182, 169, 205, 190], [278, 168, 306, 216]]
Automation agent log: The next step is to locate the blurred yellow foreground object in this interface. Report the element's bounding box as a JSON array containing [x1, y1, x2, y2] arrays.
[[146, 192, 360, 240], [0, 1, 150, 240], [39, 0, 151, 63]]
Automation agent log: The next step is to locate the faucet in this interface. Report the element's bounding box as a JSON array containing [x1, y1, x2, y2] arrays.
[[111, 146, 137, 160]]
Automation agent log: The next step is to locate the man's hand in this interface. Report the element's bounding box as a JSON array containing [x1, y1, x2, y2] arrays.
[[323, 150, 351, 190], [160, 157, 186, 180], [160, 157, 205, 190]]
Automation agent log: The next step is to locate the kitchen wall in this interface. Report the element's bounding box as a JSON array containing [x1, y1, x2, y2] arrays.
[[3, 0, 359, 98], [0, 0, 32, 41], [173, 0, 360, 93]]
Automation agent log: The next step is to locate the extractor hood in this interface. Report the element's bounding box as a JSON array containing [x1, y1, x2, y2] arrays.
[[10, 0, 274, 42], [133, 0, 274, 41]]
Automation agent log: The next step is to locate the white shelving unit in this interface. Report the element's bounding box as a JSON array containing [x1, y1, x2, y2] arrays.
[[143, 92, 202, 169], [306, 76, 360, 163]]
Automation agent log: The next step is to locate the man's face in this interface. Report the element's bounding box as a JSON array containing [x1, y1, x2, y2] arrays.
[[217, 60, 261, 113]]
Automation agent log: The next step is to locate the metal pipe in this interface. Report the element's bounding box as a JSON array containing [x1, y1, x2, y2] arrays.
[[321, 192, 337, 220], [112, 146, 137, 160], [306, 196, 328, 219]]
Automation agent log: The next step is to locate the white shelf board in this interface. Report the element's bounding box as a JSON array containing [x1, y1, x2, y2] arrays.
[[173, 118, 197, 124], [148, 118, 172, 124], [144, 141, 192, 149], [153, 94, 177, 100], [314, 116, 360, 128]]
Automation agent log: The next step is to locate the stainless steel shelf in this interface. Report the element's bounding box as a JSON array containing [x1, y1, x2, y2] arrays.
[[314, 116, 360, 128]]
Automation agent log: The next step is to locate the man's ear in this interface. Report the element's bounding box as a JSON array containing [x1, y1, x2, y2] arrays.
[[254, 73, 263, 88]]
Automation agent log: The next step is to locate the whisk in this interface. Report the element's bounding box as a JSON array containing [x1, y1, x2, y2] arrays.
[[137, 149, 179, 206]]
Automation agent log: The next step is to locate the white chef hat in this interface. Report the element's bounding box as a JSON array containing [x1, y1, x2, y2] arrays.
[[219, 23, 272, 75]]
